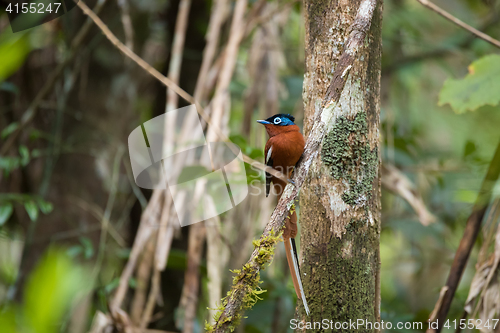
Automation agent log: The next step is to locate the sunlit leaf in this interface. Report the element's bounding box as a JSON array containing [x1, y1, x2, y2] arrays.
[[0, 202, 14, 226], [0, 307, 17, 333], [24, 200, 38, 222], [439, 54, 500, 113], [24, 249, 88, 333], [0, 31, 31, 83]]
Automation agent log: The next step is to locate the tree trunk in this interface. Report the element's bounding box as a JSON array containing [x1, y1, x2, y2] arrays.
[[297, 0, 382, 330]]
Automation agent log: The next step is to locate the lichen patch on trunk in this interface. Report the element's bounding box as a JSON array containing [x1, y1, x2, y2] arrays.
[[321, 111, 378, 206]]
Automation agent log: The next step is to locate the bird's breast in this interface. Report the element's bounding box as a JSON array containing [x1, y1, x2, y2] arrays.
[[268, 131, 305, 173]]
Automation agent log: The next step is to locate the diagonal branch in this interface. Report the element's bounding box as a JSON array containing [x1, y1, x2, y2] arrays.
[[75, 0, 293, 196], [426, 139, 500, 333], [382, 164, 436, 226], [209, 0, 379, 331], [415, 0, 500, 49]]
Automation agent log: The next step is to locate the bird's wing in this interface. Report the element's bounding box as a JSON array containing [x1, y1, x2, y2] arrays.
[[264, 143, 273, 197]]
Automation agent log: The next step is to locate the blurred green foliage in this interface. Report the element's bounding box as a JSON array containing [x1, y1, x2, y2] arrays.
[[0, 248, 88, 333], [439, 54, 500, 114], [0, 30, 31, 83], [0, 193, 53, 225]]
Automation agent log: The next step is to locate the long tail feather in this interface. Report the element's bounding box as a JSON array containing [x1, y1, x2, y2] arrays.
[[284, 238, 310, 315]]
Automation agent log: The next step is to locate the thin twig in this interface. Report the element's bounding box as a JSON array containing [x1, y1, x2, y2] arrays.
[[384, 12, 499, 73], [382, 164, 436, 226], [428, 286, 449, 322], [244, 0, 299, 36], [205, 0, 247, 143], [76, 1, 195, 107], [471, 211, 500, 319], [91, 146, 125, 282], [117, 0, 134, 52], [192, 0, 228, 103], [211, 0, 379, 331], [165, 0, 192, 112], [131, 239, 155, 324], [154, 0, 192, 275], [70, 196, 127, 247], [140, 0, 195, 324], [416, 0, 500, 49], [139, 267, 161, 328], [177, 0, 228, 145], [178, 224, 206, 333], [111, 190, 163, 310]]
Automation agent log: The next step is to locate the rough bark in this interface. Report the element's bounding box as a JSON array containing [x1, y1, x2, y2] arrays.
[[297, 0, 382, 330]]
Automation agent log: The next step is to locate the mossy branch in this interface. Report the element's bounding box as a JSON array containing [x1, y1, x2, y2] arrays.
[[208, 1, 379, 332]]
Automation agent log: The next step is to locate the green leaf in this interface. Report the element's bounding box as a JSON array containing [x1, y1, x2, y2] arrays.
[[1, 122, 19, 139], [0, 156, 20, 174], [0, 31, 31, 83], [24, 249, 88, 333], [78, 237, 94, 259], [37, 199, 53, 214], [104, 277, 120, 294], [19, 145, 30, 166], [66, 246, 83, 258], [0, 203, 13, 226], [0, 307, 17, 333], [439, 54, 500, 113], [229, 134, 247, 149], [24, 200, 38, 222]]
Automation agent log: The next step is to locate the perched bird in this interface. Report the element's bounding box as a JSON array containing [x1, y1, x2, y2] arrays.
[[257, 114, 309, 315]]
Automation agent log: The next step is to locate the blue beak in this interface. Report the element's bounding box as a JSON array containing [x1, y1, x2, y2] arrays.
[[257, 120, 271, 125]]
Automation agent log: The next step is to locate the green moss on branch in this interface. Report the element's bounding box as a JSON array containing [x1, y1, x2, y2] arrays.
[[206, 230, 283, 332]]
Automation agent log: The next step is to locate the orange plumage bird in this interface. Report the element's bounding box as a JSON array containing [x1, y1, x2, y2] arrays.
[[257, 114, 309, 315]]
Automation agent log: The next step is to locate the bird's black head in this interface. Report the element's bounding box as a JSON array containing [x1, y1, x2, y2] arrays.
[[256, 114, 296, 126]]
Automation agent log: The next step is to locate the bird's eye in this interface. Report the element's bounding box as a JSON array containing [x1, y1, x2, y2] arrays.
[[274, 118, 282, 125]]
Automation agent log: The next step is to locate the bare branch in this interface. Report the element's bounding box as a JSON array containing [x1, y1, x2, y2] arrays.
[[205, 0, 247, 143], [416, 0, 500, 49], [131, 240, 155, 324], [382, 164, 436, 226], [166, 0, 192, 112], [140, 268, 162, 328]]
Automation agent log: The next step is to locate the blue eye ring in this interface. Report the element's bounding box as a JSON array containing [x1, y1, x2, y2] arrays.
[[274, 118, 281, 125]]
